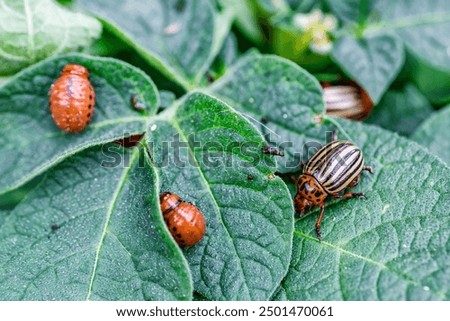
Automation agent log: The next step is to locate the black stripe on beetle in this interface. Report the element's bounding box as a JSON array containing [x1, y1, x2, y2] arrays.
[[294, 130, 372, 240]]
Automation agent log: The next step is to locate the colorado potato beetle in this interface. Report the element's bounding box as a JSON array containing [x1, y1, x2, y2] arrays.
[[294, 130, 372, 239], [160, 192, 206, 247], [49, 64, 95, 133], [322, 81, 373, 120]]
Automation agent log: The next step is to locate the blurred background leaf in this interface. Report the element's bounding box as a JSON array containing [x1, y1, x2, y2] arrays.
[[77, 0, 230, 90], [412, 105, 450, 165], [0, 0, 101, 75], [365, 83, 433, 136]]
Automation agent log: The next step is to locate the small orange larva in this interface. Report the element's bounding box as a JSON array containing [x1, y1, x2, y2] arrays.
[[49, 64, 95, 133], [160, 192, 206, 247]]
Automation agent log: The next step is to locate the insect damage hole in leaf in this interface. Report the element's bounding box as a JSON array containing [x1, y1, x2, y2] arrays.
[[146, 92, 294, 300], [0, 53, 159, 196], [0, 145, 192, 300]]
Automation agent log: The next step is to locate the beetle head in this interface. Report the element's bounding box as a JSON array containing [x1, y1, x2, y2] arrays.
[[294, 174, 327, 213]]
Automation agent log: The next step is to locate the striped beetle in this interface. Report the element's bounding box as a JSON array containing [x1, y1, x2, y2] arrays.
[[294, 130, 372, 239]]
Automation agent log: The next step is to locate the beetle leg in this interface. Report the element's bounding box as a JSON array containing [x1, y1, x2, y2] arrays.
[[299, 210, 306, 218], [331, 129, 338, 142], [290, 175, 298, 184], [332, 191, 365, 199], [362, 166, 373, 174], [348, 175, 360, 187], [315, 205, 325, 240]]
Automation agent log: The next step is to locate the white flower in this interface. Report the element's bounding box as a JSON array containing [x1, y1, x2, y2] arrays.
[[309, 9, 324, 25], [293, 13, 310, 30], [292, 8, 338, 55], [310, 40, 333, 55], [323, 15, 338, 31]]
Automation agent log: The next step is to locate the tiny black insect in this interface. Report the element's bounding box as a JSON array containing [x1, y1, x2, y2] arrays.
[[262, 146, 285, 157], [131, 96, 146, 111]]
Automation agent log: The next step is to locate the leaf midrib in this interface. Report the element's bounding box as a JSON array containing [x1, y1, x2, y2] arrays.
[[365, 11, 450, 35], [85, 148, 139, 300], [170, 118, 251, 300], [0, 116, 148, 196], [0, 116, 146, 152], [209, 92, 323, 140], [23, 0, 35, 61]]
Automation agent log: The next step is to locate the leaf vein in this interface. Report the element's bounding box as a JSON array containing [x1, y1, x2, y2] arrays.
[[85, 148, 139, 300]]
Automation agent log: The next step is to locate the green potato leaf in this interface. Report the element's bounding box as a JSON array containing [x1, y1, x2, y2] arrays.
[[0, 209, 11, 228], [332, 33, 405, 104], [274, 119, 450, 300], [77, 0, 226, 90], [328, 0, 450, 104], [0, 0, 101, 75], [324, 0, 367, 24], [0, 53, 159, 196], [0, 145, 192, 300], [412, 106, 450, 166], [209, 53, 334, 173], [147, 92, 294, 300], [365, 83, 433, 136], [207, 53, 450, 300], [217, 0, 264, 44], [374, 0, 450, 104], [373, 0, 450, 72]]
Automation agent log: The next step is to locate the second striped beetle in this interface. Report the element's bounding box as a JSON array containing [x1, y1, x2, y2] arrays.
[[294, 130, 373, 240]]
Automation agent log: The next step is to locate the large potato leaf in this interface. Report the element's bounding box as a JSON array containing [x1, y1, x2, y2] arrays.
[[0, 53, 158, 196], [365, 83, 433, 136], [275, 119, 450, 300], [0, 145, 192, 300], [375, 0, 450, 71], [332, 33, 404, 104], [412, 106, 450, 166], [0, 0, 101, 75], [208, 54, 450, 300], [328, 0, 450, 104], [77, 0, 226, 89], [147, 92, 294, 300], [209, 53, 334, 173]]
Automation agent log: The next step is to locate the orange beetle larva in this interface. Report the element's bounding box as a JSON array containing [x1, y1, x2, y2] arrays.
[[159, 192, 206, 247], [49, 64, 95, 133]]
